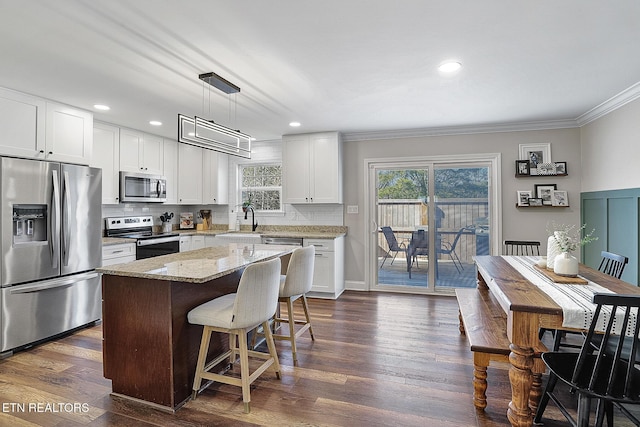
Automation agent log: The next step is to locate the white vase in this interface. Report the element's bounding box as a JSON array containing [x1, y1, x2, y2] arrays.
[[547, 235, 561, 270], [554, 252, 579, 277]]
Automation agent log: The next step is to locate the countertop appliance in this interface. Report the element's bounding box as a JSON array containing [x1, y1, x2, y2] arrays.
[[105, 215, 180, 259], [119, 171, 167, 203], [0, 157, 102, 356]]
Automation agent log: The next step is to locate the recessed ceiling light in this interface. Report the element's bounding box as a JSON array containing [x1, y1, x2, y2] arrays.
[[94, 104, 110, 111], [438, 61, 462, 73], [149, 120, 162, 126], [289, 122, 301, 127]]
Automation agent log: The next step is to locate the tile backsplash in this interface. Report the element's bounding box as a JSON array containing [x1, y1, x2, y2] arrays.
[[101, 203, 344, 232]]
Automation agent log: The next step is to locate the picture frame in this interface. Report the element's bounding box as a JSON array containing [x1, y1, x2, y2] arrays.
[[515, 160, 530, 176], [517, 190, 532, 206], [534, 184, 557, 205], [536, 162, 556, 175], [551, 190, 569, 206], [528, 197, 544, 207], [554, 161, 567, 175], [519, 143, 551, 175]]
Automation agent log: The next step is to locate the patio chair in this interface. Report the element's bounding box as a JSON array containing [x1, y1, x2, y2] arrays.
[[437, 227, 467, 273], [380, 226, 407, 268]]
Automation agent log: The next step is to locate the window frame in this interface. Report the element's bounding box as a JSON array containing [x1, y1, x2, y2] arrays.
[[238, 162, 284, 213]]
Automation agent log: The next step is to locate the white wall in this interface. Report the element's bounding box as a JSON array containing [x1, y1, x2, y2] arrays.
[[342, 127, 582, 285], [580, 97, 640, 192]]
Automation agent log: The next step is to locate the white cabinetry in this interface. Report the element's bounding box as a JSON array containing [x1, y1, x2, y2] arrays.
[[282, 132, 342, 204], [203, 150, 229, 204], [45, 102, 93, 165], [102, 242, 136, 266], [91, 122, 120, 204], [0, 87, 46, 159], [179, 235, 192, 252], [0, 88, 92, 165], [191, 235, 205, 250], [163, 138, 178, 204], [303, 236, 344, 299], [177, 143, 203, 204], [119, 128, 164, 174]]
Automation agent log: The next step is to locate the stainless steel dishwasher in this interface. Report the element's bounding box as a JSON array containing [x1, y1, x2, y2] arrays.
[[261, 237, 303, 246]]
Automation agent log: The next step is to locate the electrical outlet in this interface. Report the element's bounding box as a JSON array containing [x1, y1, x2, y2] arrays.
[[347, 205, 359, 214]]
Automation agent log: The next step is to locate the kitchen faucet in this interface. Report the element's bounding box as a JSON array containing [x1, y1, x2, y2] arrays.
[[244, 205, 258, 231]]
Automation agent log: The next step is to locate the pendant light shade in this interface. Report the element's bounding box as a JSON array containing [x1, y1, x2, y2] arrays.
[[178, 72, 251, 158]]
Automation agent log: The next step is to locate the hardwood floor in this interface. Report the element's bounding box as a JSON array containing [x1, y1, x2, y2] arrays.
[[0, 291, 638, 426]]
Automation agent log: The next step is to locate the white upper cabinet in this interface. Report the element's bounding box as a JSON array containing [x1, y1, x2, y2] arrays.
[[282, 131, 342, 204], [202, 150, 229, 205], [119, 128, 164, 175], [45, 102, 93, 165], [91, 122, 120, 204], [0, 88, 92, 165], [163, 138, 178, 204], [177, 143, 203, 205], [0, 88, 46, 158]]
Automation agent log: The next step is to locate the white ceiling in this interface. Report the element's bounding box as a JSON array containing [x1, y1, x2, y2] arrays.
[[1, 1, 639, 142]]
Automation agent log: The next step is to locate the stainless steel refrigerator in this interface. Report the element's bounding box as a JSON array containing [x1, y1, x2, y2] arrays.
[[0, 157, 102, 355]]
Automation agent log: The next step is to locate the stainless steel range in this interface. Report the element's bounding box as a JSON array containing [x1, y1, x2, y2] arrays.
[[105, 215, 180, 259]]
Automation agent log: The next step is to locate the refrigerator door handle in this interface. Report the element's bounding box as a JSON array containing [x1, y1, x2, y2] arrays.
[[9, 272, 100, 294], [62, 170, 71, 266], [50, 169, 61, 269]]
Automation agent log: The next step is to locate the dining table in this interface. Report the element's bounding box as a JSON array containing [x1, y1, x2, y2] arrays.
[[474, 255, 640, 427]]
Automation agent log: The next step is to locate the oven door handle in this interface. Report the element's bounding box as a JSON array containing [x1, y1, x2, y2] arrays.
[[137, 236, 180, 246]]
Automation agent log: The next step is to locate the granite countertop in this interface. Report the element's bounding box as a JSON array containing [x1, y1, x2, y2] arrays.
[[102, 225, 347, 246], [174, 225, 348, 239], [97, 243, 295, 283]]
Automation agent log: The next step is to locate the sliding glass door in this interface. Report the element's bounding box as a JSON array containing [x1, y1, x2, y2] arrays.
[[367, 154, 499, 294]]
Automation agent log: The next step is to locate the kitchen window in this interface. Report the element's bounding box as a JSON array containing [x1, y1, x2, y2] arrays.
[[240, 164, 282, 211]]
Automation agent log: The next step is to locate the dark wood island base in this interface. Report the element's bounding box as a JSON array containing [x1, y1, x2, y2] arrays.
[[99, 244, 294, 411]]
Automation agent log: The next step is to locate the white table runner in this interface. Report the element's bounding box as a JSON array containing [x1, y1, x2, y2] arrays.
[[502, 256, 635, 336]]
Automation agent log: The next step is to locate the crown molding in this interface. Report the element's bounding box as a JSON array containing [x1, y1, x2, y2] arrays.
[[576, 82, 640, 126], [342, 119, 578, 142]]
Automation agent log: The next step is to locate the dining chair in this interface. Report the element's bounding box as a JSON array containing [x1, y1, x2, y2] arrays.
[[534, 293, 640, 427], [549, 250, 631, 352], [380, 226, 407, 268], [503, 240, 541, 256], [598, 250, 629, 279]]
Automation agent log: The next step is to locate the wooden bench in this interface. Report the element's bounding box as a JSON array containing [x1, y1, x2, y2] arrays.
[[455, 288, 548, 411]]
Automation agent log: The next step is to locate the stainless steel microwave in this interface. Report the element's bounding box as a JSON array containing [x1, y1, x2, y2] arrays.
[[119, 172, 167, 203]]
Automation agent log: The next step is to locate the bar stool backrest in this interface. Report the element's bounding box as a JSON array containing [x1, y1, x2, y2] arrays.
[[231, 257, 281, 329]]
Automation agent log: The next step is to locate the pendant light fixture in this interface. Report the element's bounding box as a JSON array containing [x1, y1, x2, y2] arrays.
[[178, 72, 251, 158]]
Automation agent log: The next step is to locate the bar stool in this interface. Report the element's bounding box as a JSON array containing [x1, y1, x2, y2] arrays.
[[273, 245, 316, 365], [188, 257, 281, 413]]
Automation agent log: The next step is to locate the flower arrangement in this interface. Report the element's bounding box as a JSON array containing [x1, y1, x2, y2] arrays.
[[548, 222, 598, 253]]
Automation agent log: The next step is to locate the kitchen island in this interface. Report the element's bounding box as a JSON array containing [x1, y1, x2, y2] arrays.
[[97, 243, 295, 411]]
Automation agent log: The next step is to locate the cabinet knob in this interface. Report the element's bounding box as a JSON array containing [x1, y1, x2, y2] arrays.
[[48, 151, 53, 155], [39, 150, 44, 154]]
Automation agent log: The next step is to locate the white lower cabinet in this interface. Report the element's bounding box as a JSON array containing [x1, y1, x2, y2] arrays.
[[191, 235, 205, 250], [303, 236, 344, 299], [179, 235, 192, 252], [102, 243, 136, 266]]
